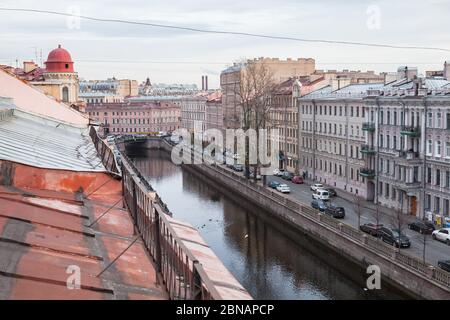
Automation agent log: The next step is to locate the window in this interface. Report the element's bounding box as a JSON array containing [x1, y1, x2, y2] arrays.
[[446, 171, 450, 188], [427, 167, 432, 184], [446, 142, 450, 158], [426, 194, 431, 210], [427, 112, 433, 127], [435, 196, 441, 213], [427, 140, 433, 155], [436, 141, 442, 157], [447, 113, 450, 129], [436, 113, 442, 128], [380, 111, 384, 124], [436, 169, 441, 186]]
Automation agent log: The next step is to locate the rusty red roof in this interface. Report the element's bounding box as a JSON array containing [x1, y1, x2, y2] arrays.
[[0, 160, 168, 300]]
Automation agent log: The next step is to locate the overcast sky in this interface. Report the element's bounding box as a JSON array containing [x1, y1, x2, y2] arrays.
[[0, 0, 449, 88]]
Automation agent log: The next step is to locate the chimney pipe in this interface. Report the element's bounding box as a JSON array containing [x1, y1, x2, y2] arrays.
[[205, 75, 208, 91], [201, 76, 205, 91]]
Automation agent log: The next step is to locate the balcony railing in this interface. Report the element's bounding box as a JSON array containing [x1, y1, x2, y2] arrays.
[[399, 150, 420, 160], [362, 122, 375, 131], [361, 144, 376, 155], [400, 126, 421, 137], [359, 168, 376, 179]]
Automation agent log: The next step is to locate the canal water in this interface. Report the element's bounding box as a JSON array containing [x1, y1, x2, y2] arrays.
[[130, 148, 409, 300]]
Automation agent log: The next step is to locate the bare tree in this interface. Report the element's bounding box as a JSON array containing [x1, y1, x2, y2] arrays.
[[353, 194, 364, 228], [232, 59, 275, 180], [391, 206, 408, 250]]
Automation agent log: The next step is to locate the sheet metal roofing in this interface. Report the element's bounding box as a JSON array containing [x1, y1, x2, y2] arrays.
[[0, 179, 168, 299], [0, 69, 88, 127], [0, 107, 106, 172]]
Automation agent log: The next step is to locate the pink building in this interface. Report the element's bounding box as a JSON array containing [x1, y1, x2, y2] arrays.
[[86, 101, 181, 136]]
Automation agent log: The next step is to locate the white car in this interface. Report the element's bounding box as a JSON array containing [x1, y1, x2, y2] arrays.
[[432, 228, 450, 245], [276, 184, 290, 193], [312, 189, 330, 201], [310, 183, 324, 191]]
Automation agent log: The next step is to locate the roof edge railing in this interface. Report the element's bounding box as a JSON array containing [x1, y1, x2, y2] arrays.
[[120, 151, 227, 300]]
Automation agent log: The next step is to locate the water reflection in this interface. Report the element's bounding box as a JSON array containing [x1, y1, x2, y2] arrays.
[[131, 149, 408, 300]]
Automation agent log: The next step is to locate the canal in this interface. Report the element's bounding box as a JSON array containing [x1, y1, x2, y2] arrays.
[[129, 147, 410, 300]]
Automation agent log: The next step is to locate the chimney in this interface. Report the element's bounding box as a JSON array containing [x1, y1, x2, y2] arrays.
[[205, 75, 208, 91], [23, 61, 38, 73], [201, 76, 205, 91], [445, 61, 450, 80]]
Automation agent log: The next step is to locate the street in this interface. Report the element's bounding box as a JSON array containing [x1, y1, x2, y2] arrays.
[[220, 164, 450, 266]]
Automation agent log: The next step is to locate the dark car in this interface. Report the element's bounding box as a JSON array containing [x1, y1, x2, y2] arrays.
[[360, 223, 384, 237], [292, 176, 304, 184], [268, 181, 280, 189], [378, 227, 411, 248], [311, 199, 328, 212], [323, 188, 337, 197], [438, 260, 450, 272], [324, 204, 345, 219], [232, 164, 244, 172], [281, 172, 294, 180], [408, 220, 435, 234]]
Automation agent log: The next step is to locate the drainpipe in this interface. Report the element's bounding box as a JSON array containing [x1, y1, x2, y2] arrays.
[[422, 96, 429, 221], [312, 99, 316, 181], [375, 96, 381, 207]]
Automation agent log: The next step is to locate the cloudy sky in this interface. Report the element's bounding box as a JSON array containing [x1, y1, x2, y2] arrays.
[[0, 0, 449, 88]]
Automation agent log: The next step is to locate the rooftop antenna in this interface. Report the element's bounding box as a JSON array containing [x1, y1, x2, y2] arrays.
[[39, 48, 43, 67]]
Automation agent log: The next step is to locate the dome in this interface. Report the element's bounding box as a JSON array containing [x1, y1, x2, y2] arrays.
[[45, 45, 74, 73]]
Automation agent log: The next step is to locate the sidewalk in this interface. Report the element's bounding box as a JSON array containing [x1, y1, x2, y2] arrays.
[[301, 177, 418, 225]]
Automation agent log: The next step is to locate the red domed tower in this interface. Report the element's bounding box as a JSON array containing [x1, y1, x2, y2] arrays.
[[45, 45, 74, 73], [39, 45, 79, 104]]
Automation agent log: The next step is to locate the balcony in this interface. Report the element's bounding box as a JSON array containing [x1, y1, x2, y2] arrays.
[[362, 122, 375, 132], [399, 150, 420, 160], [360, 144, 376, 155], [400, 126, 421, 137], [359, 168, 376, 179]]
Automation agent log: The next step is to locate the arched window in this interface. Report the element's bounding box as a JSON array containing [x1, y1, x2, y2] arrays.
[[62, 87, 69, 102]]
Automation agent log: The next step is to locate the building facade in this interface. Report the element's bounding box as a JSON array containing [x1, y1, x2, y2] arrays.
[[3, 45, 80, 106], [79, 78, 139, 101], [86, 101, 181, 136], [364, 77, 450, 220], [298, 83, 383, 199], [205, 91, 223, 131], [220, 57, 316, 130], [298, 70, 450, 220]]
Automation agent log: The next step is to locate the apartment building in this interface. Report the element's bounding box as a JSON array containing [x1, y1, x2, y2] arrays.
[[205, 91, 223, 131], [221, 57, 316, 130], [86, 101, 181, 136], [364, 77, 450, 219], [298, 83, 385, 199]]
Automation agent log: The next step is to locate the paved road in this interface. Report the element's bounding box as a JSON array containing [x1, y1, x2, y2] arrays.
[[220, 164, 450, 266]]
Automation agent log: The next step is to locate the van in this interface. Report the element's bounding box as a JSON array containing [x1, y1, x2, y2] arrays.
[[312, 189, 330, 201]]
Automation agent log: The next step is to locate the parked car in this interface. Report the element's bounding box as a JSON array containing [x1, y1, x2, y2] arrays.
[[378, 227, 411, 248], [276, 184, 290, 193], [311, 199, 328, 212], [291, 176, 304, 184], [323, 188, 337, 197], [276, 169, 286, 177], [312, 189, 330, 201], [324, 205, 345, 219], [273, 168, 281, 176], [281, 172, 294, 180], [268, 181, 280, 189], [310, 183, 324, 191], [438, 260, 450, 272], [432, 228, 450, 245], [360, 223, 384, 237], [408, 220, 435, 234], [232, 164, 244, 172]]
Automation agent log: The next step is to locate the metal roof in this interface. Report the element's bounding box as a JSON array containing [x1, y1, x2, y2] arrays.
[[0, 108, 106, 172]]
